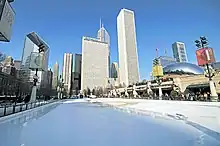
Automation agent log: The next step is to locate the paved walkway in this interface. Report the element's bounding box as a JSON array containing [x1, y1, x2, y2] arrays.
[[0, 99, 219, 146]]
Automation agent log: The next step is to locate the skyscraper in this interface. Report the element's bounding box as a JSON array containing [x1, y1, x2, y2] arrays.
[[72, 54, 82, 93], [81, 37, 109, 90], [62, 53, 73, 94], [158, 56, 176, 67], [46, 69, 53, 90], [97, 19, 110, 46], [52, 62, 59, 90], [14, 60, 21, 70], [117, 8, 140, 86], [172, 42, 188, 62], [21, 32, 49, 89], [97, 19, 111, 77], [111, 62, 119, 79]]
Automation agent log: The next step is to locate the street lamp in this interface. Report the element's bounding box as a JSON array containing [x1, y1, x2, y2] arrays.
[[155, 77, 163, 100], [57, 75, 64, 99], [152, 57, 164, 100], [195, 36, 218, 102], [29, 44, 45, 102]]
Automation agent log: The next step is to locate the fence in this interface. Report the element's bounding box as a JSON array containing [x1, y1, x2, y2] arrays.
[[0, 99, 59, 117]]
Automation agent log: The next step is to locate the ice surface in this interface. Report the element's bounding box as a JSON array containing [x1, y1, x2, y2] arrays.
[[0, 99, 219, 146], [94, 98, 220, 134]]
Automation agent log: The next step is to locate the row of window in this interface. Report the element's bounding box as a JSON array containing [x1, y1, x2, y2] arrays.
[[0, 73, 31, 96]]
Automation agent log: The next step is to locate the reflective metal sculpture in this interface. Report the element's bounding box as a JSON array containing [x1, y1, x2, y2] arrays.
[[163, 62, 204, 75]]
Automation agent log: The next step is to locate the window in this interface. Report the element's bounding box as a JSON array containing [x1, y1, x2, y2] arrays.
[[181, 55, 186, 58], [180, 47, 184, 51]]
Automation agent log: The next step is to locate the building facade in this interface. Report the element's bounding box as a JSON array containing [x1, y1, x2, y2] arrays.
[[14, 60, 21, 70], [158, 56, 176, 67], [97, 20, 111, 77], [62, 53, 73, 94], [172, 42, 188, 62], [72, 54, 82, 93], [52, 62, 59, 90], [111, 62, 119, 79], [20, 32, 50, 89], [117, 8, 140, 86], [46, 69, 53, 90], [212, 62, 220, 71], [81, 37, 109, 90]]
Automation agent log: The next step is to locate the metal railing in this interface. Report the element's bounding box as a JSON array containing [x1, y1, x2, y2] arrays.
[[0, 99, 59, 117]]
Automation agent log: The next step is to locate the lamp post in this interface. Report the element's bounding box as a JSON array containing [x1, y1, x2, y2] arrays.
[[156, 77, 163, 100], [30, 44, 45, 102], [57, 75, 64, 99], [152, 57, 164, 100], [195, 36, 218, 102]]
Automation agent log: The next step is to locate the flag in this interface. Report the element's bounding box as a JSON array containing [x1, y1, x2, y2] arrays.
[[156, 48, 159, 57]]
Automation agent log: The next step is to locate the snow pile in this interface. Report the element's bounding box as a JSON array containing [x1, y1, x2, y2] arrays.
[[63, 99, 88, 104], [93, 98, 220, 135]]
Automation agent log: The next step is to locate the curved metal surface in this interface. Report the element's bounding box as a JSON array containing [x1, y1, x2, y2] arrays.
[[163, 62, 204, 75]]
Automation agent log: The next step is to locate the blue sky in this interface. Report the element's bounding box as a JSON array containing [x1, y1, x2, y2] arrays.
[[1, 0, 220, 80]]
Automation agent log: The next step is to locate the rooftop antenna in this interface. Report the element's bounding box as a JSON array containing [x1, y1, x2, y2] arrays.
[[165, 48, 168, 56], [100, 18, 102, 29], [156, 48, 159, 58]]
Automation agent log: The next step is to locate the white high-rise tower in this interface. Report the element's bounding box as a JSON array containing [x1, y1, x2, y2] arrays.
[[62, 53, 73, 94], [117, 8, 140, 86]]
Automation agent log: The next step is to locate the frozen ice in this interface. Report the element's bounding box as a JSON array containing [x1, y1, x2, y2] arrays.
[[0, 99, 219, 146]]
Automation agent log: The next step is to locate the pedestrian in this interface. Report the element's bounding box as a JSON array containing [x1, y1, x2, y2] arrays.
[[207, 92, 211, 101], [204, 92, 208, 101]]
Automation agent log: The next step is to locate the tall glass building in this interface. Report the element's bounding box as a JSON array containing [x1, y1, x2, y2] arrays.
[[111, 62, 119, 78], [72, 54, 82, 92], [52, 62, 59, 90], [20, 32, 49, 89], [158, 56, 176, 67], [172, 42, 188, 62]]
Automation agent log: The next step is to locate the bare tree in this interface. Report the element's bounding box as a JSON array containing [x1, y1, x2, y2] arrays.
[[103, 87, 109, 95], [123, 83, 126, 88], [83, 89, 87, 97], [118, 83, 123, 89], [86, 88, 91, 97], [99, 87, 104, 97], [110, 84, 114, 90], [92, 88, 95, 95]]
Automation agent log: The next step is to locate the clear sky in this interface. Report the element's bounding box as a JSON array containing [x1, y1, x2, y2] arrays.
[[1, 0, 220, 80]]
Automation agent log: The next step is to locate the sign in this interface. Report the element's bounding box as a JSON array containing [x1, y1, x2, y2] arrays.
[[196, 48, 216, 66], [29, 52, 45, 71], [0, 0, 15, 42], [152, 65, 164, 77]]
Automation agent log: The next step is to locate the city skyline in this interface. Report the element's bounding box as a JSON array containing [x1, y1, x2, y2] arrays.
[[1, 0, 220, 80]]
